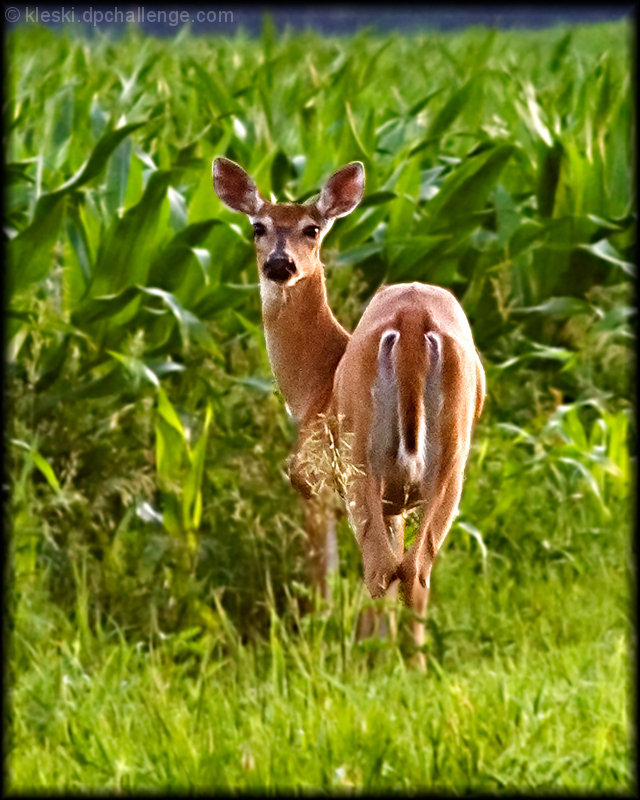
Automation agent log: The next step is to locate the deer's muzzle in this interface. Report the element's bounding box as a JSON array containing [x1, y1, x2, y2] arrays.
[[263, 257, 297, 283]]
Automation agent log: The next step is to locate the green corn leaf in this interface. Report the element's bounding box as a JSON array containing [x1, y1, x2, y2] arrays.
[[89, 170, 171, 297], [345, 101, 370, 161], [514, 297, 593, 317], [419, 166, 447, 201], [156, 428, 185, 487], [11, 439, 61, 493], [146, 220, 221, 293], [193, 283, 260, 319], [168, 186, 188, 231], [231, 310, 265, 341], [495, 423, 536, 445], [359, 191, 397, 208], [424, 145, 515, 234], [47, 84, 75, 167], [144, 358, 186, 378], [337, 207, 388, 250], [521, 81, 553, 147], [191, 248, 213, 285], [34, 336, 71, 392], [189, 59, 239, 117], [578, 239, 635, 276], [408, 88, 444, 117], [537, 140, 564, 218], [52, 121, 146, 196], [5, 161, 36, 186], [558, 457, 606, 512], [493, 183, 520, 247], [184, 404, 213, 531], [593, 57, 615, 142], [385, 236, 451, 279], [456, 520, 488, 572], [270, 150, 296, 197], [156, 387, 186, 442], [160, 492, 182, 537], [558, 406, 588, 452], [69, 363, 132, 399], [139, 287, 219, 355], [65, 205, 93, 289], [496, 343, 575, 370], [472, 29, 497, 70], [104, 136, 133, 217], [593, 306, 635, 335], [357, 38, 393, 90], [426, 78, 474, 140], [227, 376, 275, 395], [8, 193, 65, 296], [107, 350, 160, 388], [30, 451, 62, 493], [375, 117, 406, 155], [387, 158, 421, 237], [72, 285, 141, 326], [333, 242, 384, 267], [550, 31, 572, 71]]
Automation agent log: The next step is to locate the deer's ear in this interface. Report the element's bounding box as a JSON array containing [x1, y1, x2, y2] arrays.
[[213, 157, 264, 216], [316, 162, 365, 220]]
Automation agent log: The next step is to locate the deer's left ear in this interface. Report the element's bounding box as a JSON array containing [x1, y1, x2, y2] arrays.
[[213, 157, 264, 216], [316, 162, 365, 220]]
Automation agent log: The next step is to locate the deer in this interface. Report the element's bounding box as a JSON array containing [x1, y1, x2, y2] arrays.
[[213, 157, 485, 668]]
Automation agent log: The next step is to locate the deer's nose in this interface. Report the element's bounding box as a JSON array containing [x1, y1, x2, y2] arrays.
[[263, 256, 297, 283]]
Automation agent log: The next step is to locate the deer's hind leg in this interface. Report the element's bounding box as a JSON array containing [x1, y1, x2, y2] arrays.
[[399, 469, 465, 670], [380, 513, 405, 639], [346, 475, 403, 639]]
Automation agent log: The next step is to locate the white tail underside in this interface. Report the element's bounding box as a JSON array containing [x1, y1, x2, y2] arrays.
[[371, 328, 443, 485]]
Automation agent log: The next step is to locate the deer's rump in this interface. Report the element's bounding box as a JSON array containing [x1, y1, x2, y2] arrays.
[[332, 282, 482, 516]]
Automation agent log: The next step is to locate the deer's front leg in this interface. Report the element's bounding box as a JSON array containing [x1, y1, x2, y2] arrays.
[[288, 422, 339, 602], [302, 490, 339, 601]]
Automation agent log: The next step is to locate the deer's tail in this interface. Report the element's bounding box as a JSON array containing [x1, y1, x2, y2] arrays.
[[375, 319, 443, 483]]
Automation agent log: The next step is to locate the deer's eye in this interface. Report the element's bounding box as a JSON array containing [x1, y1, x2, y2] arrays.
[[303, 225, 319, 239], [253, 223, 266, 238]]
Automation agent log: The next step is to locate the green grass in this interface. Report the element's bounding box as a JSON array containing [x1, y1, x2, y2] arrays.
[[5, 15, 635, 794], [8, 406, 634, 791], [9, 498, 632, 791]]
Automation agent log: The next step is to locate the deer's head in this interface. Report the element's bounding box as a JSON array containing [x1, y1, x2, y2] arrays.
[[213, 157, 364, 287]]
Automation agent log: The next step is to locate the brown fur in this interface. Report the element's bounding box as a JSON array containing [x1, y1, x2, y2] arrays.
[[213, 158, 486, 669]]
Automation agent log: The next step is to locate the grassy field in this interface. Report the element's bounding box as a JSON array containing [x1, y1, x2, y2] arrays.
[[10, 497, 632, 790], [5, 16, 635, 793]]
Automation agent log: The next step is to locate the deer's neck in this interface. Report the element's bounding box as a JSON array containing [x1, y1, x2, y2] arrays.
[[261, 269, 350, 423]]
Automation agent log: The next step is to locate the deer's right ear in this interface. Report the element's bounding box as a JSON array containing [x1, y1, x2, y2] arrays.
[[213, 157, 264, 216], [316, 161, 365, 220]]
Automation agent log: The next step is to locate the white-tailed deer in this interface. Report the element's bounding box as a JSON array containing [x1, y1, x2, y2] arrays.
[[213, 157, 485, 666]]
